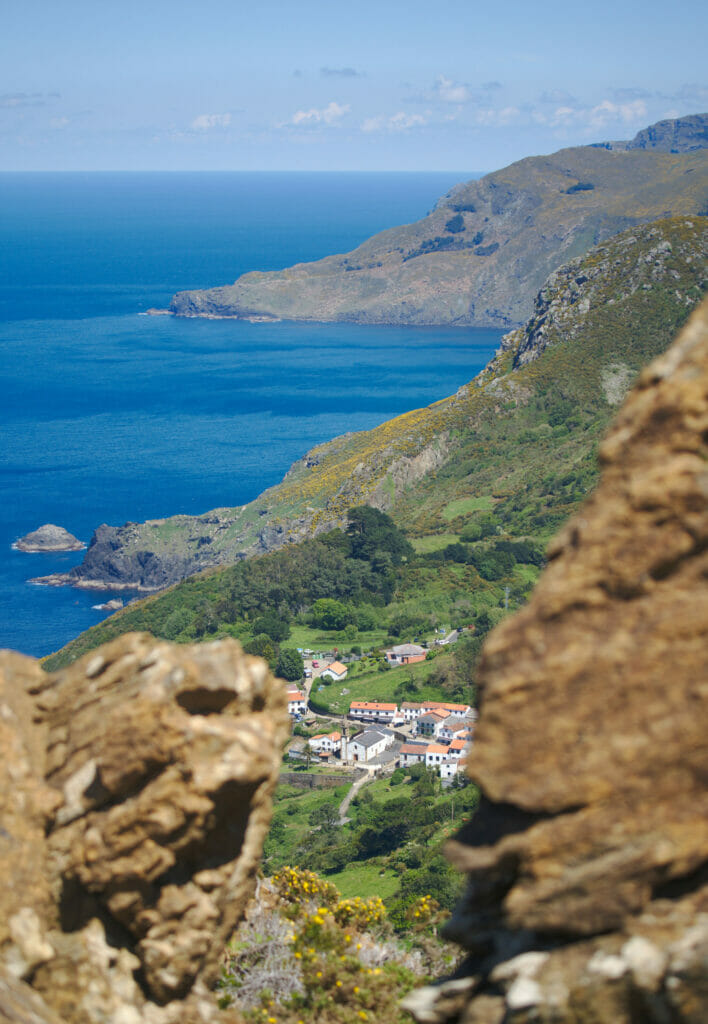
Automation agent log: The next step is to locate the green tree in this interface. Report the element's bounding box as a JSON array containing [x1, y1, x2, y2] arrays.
[[252, 610, 291, 643], [161, 607, 194, 640], [276, 647, 304, 681], [244, 633, 277, 668], [311, 598, 350, 631], [346, 506, 414, 565]]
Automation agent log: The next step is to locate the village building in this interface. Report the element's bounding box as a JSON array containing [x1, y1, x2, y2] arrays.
[[424, 743, 449, 767], [309, 731, 342, 756], [286, 688, 307, 717], [438, 716, 475, 743], [385, 643, 427, 666], [347, 728, 395, 763], [421, 700, 474, 719], [447, 737, 469, 758], [320, 660, 348, 681], [415, 708, 449, 738], [440, 758, 460, 781], [349, 700, 398, 725], [398, 742, 428, 767], [400, 701, 427, 723]]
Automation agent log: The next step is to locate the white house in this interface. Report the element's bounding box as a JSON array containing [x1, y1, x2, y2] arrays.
[[400, 701, 426, 723], [415, 709, 449, 739], [424, 743, 449, 767], [309, 731, 342, 756], [440, 758, 459, 780], [421, 701, 474, 719], [286, 688, 307, 717], [320, 660, 348, 681], [349, 701, 398, 725], [447, 737, 470, 759], [438, 716, 475, 743], [347, 728, 394, 763], [398, 742, 428, 767]]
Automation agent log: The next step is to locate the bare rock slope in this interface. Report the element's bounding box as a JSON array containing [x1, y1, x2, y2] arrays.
[[406, 298, 708, 1022], [0, 634, 289, 1024], [170, 115, 708, 329]]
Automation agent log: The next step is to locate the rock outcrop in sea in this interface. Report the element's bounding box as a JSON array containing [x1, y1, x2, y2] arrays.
[[14, 524, 84, 553], [404, 298, 708, 1023], [0, 633, 289, 1023]]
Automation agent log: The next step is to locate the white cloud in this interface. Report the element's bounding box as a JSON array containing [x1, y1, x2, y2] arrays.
[[435, 76, 470, 104], [291, 101, 350, 126], [474, 106, 521, 126], [191, 113, 231, 131], [361, 111, 427, 133], [50, 116, 69, 129], [586, 99, 648, 127]]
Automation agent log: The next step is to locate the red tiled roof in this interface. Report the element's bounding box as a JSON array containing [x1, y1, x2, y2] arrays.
[[400, 743, 427, 755], [426, 743, 449, 754], [324, 661, 347, 674], [422, 701, 471, 713], [350, 701, 397, 711], [450, 739, 467, 750]]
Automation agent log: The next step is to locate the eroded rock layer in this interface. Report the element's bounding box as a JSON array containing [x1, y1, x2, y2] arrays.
[[0, 634, 289, 1023], [406, 298, 708, 1022]]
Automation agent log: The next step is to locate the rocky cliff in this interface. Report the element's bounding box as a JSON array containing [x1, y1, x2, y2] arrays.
[[405, 297, 708, 1023], [35, 216, 708, 600], [169, 115, 708, 329], [0, 633, 289, 1023]]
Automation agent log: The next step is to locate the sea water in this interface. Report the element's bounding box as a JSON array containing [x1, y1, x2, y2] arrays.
[[0, 172, 503, 656]]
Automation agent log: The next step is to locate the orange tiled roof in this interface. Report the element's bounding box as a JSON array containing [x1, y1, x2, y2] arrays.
[[324, 661, 348, 674], [426, 743, 449, 754], [350, 701, 397, 711]]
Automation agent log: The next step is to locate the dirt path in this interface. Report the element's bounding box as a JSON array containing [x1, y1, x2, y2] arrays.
[[338, 771, 371, 823]]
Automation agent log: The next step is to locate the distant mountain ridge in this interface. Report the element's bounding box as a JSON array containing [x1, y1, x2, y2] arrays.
[[36, 216, 708, 603], [169, 114, 708, 329]]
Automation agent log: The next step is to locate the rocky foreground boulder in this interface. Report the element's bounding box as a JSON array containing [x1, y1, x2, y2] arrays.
[[404, 297, 708, 1021], [0, 634, 289, 1023]]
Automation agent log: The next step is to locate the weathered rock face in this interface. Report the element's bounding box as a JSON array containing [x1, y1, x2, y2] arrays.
[[0, 634, 289, 1023], [14, 524, 84, 552], [405, 298, 708, 1022]]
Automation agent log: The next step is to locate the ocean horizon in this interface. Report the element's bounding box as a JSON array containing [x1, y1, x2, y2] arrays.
[[0, 171, 502, 657]]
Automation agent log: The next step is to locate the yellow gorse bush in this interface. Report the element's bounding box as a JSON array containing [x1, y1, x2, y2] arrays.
[[333, 895, 386, 928], [272, 865, 340, 910]]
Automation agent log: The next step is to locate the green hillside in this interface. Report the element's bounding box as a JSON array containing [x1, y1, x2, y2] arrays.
[[44, 216, 707, 671]]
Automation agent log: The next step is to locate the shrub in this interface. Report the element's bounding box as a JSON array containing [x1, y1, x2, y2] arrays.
[[444, 213, 465, 233]]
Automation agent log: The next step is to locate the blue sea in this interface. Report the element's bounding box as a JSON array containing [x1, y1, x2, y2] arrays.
[[0, 172, 503, 657]]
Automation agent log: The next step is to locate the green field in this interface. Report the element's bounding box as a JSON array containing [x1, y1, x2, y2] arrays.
[[287, 624, 389, 654], [411, 533, 460, 554], [441, 495, 494, 521], [327, 861, 400, 900], [310, 653, 469, 715]]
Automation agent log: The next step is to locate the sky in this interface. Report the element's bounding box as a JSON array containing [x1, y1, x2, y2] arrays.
[[2, 0, 707, 172]]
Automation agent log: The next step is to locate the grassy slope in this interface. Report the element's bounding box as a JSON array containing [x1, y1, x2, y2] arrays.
[[45, 217, 707, 670]]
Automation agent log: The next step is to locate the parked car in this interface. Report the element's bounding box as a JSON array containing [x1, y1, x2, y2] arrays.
[[312, 660, 319, 667]]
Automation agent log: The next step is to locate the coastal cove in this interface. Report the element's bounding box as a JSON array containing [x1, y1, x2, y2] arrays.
[[0, 171, 501, 657]]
